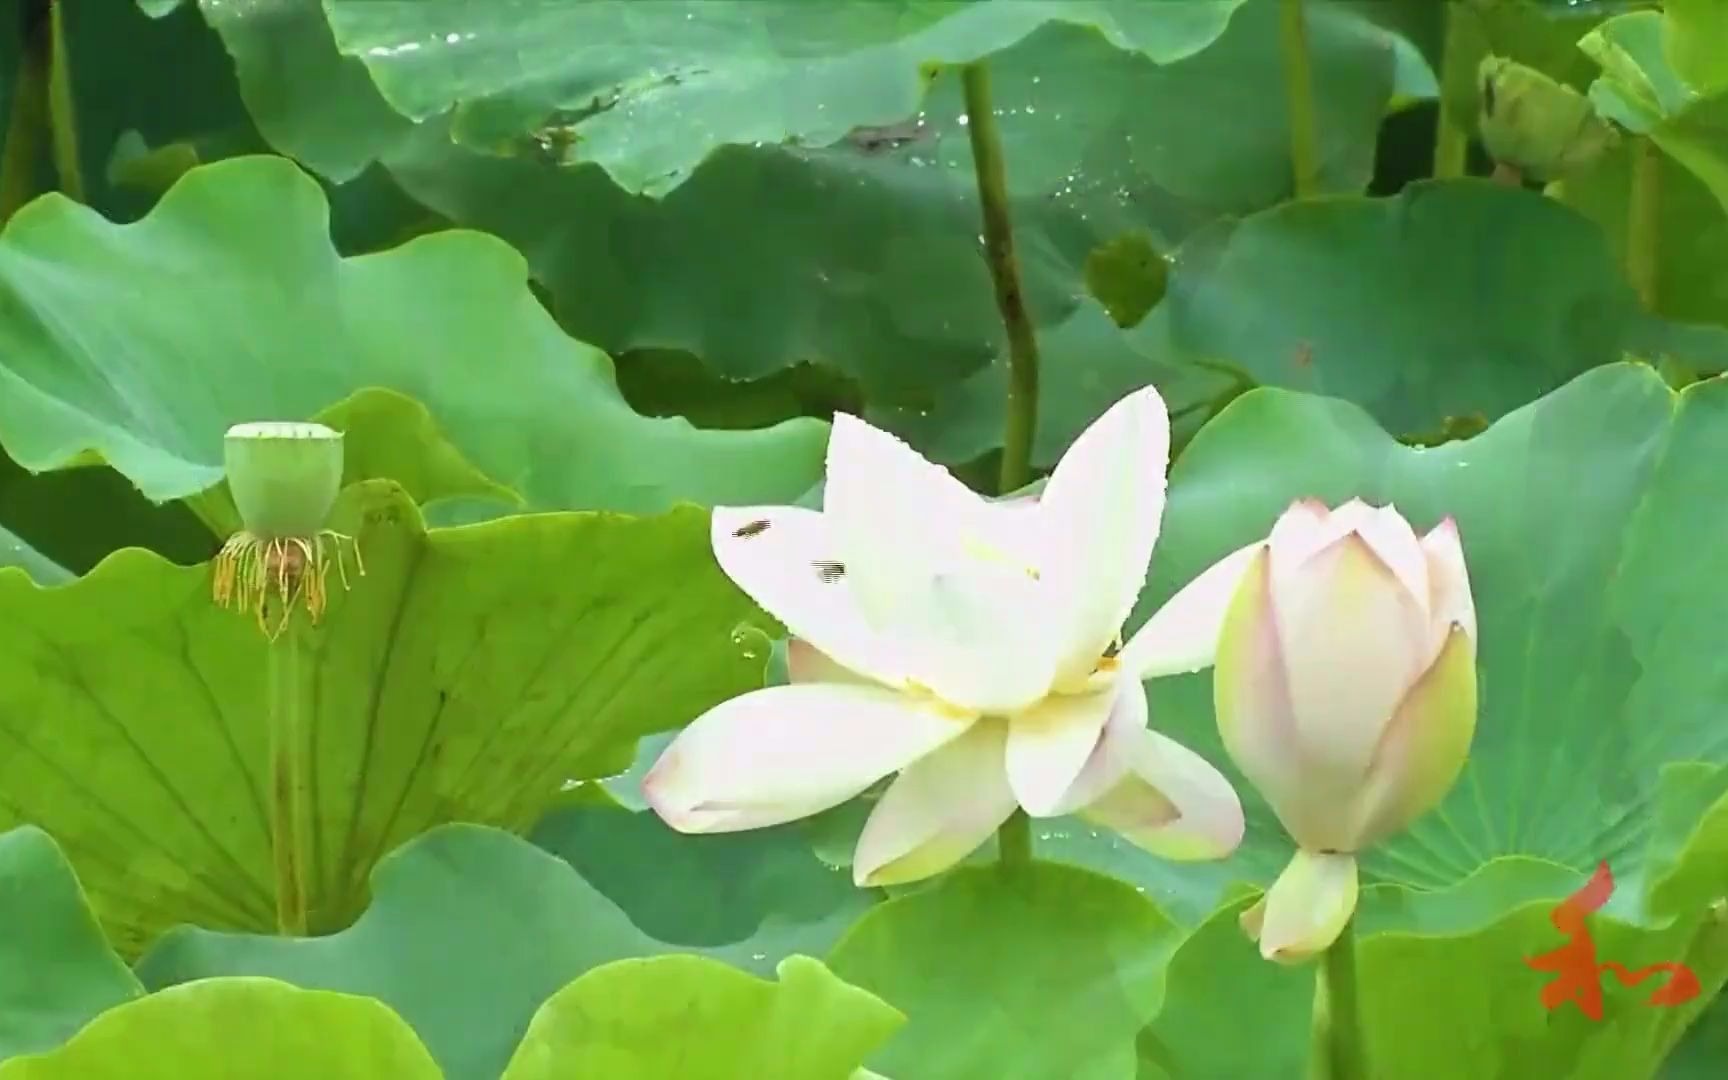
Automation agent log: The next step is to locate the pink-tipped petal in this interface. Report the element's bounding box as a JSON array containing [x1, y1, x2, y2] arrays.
[[1271, 534, 1429, 782], [1213, 549, 1353, 851], [711, 507, 904, 688], [1079, 723, 1246, 861], [643, 683, 975, 834], [1348, 503, 1430, 617], [1036, 386, 1171, 685], [1420, 518, 1477, 662], [1005, 682, 1122, 816], [1244, 850, 1359, 964], [853, 719, 1017, 887], [1117, 542, 1265, 679], [1347, 624, 1478, 849]]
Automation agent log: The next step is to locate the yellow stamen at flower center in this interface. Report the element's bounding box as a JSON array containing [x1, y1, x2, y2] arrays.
[[213, 529, 365, 640]]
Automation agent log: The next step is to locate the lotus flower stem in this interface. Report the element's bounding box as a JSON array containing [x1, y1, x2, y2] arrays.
[[1627, 136, 1661, 311], [996, 808, 1032, 871], [960, 60, 1041, 496], [266, 622, 311, 935], [1278, 0, 1321, 198], [1320, 917, 1369, 1080], [1431, 3, 1470, 180], [45, 0, 81, 204]]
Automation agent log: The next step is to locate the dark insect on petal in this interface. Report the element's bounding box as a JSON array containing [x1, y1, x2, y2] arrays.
[[731, 519, 772, 539], [812, 560, 847, 584]]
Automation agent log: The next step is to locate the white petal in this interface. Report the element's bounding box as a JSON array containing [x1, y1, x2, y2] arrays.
[[711, 507, 904, 687], [852, 719, 1017, 887], [1117, 542, 1264, 679], [1080, 724, 1245, 861], [821, 413, 984, 628], [643, 684, 975, 834], [1036, 386, 1170, 684], [1004, 683, 1119, 816], [1041, 676, 1145, 815], [1271, 533, 1429, 782], [1420, 518, 1476, 658], [899, 562, 1059, 715]]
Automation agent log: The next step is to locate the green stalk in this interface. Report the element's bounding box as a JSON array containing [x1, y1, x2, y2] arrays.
[[1432, 1, 1470, 179], [996, 810, 1032, 871], [1627, 135, 1661, 311], [1278, 0, 1321, 198], [960, 60, 1041, 872], [0, 1, 51, 224], [1321, 918, 1369, 1080], [961, 61, 1040, 497], [46, 0, 83, 203], [267, 622, 312, 935]]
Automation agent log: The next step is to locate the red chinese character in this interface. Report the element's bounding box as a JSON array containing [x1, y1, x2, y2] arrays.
[[1525, 861, 1700, 1021]]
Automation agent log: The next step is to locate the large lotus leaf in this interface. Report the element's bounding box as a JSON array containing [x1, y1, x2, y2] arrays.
[[499, 955, 902, 1080], [0, 827, 141, 1061], [1555, 137, 1728, 332], [529, 802, 878, 978], [0, 155, 826, 514], [322, 0, 1247, 196], [138, 824, 673, 1080], [0, 978, 440, 1079], [378, 0, 1396, 402], [824, 862, 1178, 1079], [1139, 861, 1726, 1079], [0, 480, 767, 954], [1132, 180, 1728, 435], [1034, 363, 1728, 943]]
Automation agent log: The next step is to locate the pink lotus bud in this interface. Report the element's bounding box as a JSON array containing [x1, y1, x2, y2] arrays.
[[1215, 498, 1478, 962]]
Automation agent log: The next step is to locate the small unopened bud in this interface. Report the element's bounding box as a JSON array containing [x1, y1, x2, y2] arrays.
[[214, 421, 362, 639], [1478, 56, 1617, 183]]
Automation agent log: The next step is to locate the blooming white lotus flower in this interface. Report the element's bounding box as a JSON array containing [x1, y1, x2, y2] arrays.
[[644, 386, 1252, 886], [1210, 498, 1478, 963]]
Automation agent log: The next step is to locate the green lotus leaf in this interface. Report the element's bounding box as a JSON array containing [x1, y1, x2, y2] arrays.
[[826, 862, 1179, 1078], [0, 978, 440, 1079], [0, 827, 140, 1062], [0, 155, 826, 514], [1141, 861, 1727, 1078], [0, 480, 766, 954], [324, 0, 1247, 195], [499, 954, 902, 1080], [377, 0, 1395, 402], [529, 802, 878, 978], [137, 824, 677, 1080], [1130, 181, 1728, 434]]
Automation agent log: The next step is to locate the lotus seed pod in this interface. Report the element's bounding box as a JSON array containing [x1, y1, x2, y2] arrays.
[[224, 422, 344, 539], [1477, 56, 1617, 182]]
